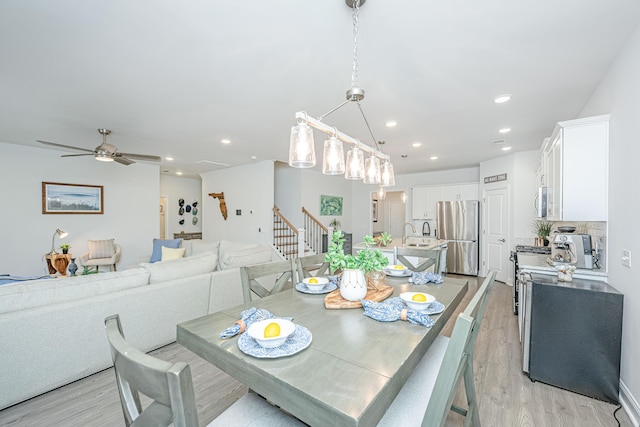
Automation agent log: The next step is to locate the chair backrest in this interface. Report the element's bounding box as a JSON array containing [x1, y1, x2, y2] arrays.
[[240, 259, 295, 303], [294, 253, 330, 283], [104, 314, 199, 427], [422, 270, 496, 427], [394, 247, 443, 272]]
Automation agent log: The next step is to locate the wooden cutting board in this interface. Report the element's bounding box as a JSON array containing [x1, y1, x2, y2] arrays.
[[324, 285, 394, 309]]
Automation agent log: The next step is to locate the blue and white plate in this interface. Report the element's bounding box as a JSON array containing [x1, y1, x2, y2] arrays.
[[383, 268, 412, 277], [295, 282, 338, 294], [422, 301, 445, 315], [238, 324, 312, 358]]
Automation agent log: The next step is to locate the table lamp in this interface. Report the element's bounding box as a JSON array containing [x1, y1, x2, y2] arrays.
[[48, 228, 69, 256]]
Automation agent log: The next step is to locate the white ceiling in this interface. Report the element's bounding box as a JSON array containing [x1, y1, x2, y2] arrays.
[[1, 0, 639, 178]]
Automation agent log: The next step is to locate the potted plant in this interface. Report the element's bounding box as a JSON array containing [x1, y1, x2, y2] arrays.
[[374, 232, 393, 247], [60, 244, 71, 254], [532, 220, 554, 246], [328, 218, 341, 230], [324, 231, 389, 301]]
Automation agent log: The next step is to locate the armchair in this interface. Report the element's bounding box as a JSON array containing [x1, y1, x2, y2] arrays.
[[80, 240, 121, 272]]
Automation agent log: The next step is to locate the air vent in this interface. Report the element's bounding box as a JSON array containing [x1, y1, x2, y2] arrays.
[[492, 139, 506, 145], [195, 160, 230, 167]]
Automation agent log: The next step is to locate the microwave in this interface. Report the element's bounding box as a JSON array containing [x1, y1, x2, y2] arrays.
[[536, 187, 547, 218]]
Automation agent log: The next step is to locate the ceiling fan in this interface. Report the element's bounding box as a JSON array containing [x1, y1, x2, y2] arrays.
[[37, 128, 162, 165]]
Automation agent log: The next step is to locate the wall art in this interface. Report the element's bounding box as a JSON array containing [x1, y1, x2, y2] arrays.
[[42, 182, 103, 214]]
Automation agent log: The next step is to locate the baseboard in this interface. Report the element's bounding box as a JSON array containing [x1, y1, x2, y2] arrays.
[[620, 380, 640, 427]]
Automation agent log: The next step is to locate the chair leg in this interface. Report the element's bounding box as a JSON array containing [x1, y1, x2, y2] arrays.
[[462, 357, 481, 427]]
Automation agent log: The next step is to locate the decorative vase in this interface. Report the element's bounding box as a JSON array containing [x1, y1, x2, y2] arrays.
[[543, 238, 550, 247], [366, 270, 386, 291], [68, 258, 78, 277], [339, 269, 367, 301]]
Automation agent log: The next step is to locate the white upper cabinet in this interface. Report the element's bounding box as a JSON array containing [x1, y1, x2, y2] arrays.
[[543, 114, 609, 221], [411, 183, 479, 219]]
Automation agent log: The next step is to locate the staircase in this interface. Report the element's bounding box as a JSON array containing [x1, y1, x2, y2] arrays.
[[272, 205, 328, 260]]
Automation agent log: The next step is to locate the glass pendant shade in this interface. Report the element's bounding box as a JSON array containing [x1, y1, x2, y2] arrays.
[[401, 191, 407, 203], [322, 136, 345, 175], [288, 123, 316, 168], [377, 186, 386, 200], [380, 161, 395, 187], [363, 155, 381, 184], [344, 147, 365, 180]]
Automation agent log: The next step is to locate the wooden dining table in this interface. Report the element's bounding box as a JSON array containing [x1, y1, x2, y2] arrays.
[[177, 275, 469, 427]]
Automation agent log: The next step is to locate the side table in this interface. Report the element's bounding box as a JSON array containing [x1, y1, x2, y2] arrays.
[[46, 253, 72, 276]]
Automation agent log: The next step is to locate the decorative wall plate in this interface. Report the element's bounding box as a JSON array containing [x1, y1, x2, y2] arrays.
[[192, 217, 198, 225]]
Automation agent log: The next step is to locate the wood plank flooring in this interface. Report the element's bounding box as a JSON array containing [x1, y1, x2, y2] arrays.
[[0, 277, 631, 426]]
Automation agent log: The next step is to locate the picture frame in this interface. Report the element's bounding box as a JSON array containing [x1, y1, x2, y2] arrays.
[[372, 199, 378, 222], [320, 195, 343, 216], [42, 182, 104, 214]]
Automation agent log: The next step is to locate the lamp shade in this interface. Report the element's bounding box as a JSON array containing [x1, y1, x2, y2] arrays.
[[363, 155, 381, 184], [322, 136, 345, 175], [288, 123, 316, 168], [344, 147, 365, 180], [380, 161, 395, 187]]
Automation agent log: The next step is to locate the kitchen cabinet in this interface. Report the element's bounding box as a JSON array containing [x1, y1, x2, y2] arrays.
[[440, 183, 479, 201], [542, 114, 609, 221], [411, 183, 478, 220]]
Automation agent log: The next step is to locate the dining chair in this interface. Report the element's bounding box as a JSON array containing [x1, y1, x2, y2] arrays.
[[104, 314, 304, 427], [393, 246, 443, 273], [294, 253, 330, 283], [239, 259, 295, 303], [378, 270, 497, 427]]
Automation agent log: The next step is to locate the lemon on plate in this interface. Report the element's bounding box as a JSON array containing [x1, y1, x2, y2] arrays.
[[308, 277, 318, 284], [412, 293, 427, 302], [393, 265, 405, 270], [263, 322, 281, 338]]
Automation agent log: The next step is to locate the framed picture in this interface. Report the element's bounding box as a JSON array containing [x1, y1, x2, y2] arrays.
[[372, 199, 378, 222], [42, 182, 104, 214], [320, 195, 343, 216]]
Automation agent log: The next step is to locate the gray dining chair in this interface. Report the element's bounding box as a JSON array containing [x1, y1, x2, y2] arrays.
[[378, 270, 496, 427], [394, 246, 443, 273], [294, 253, 330, 283], [239, 259, 295, 303], [105, 314, 304, 427]]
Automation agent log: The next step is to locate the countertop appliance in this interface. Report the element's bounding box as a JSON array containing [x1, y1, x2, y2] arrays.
[[436, 200, 478, 275], [510, 245, 551, 315], [551, 233, 593, 269], [521, 273, 623, 403]]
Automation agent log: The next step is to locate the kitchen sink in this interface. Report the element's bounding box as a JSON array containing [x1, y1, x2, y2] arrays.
[[407, 243, 429, 247]]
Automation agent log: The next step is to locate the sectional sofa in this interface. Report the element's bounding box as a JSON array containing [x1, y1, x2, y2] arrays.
[[0, 239, 274, 410]]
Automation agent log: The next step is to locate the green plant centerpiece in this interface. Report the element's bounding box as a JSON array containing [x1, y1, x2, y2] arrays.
[[325, 230, 389, 300], [532, 220, 554, 245], [374, 232, 393, 247], [60, 244, 71, 254]]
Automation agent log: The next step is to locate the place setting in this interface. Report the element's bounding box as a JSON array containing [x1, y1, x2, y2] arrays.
[[361, 291, 446, 327], [219, 307, 312, 358], [295, 275, 338, 294], [382, 264, 413, 277]]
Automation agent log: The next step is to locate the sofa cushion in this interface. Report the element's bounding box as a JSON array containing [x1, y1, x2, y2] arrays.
[[161, 246, 185, 261], [150, 238, 182, 263], [191, 240, 221, 258], [141, 251, 217, 284], [88, 239, 115, 259], [0, 268, 150, 314], [219, 246, 273, 270]]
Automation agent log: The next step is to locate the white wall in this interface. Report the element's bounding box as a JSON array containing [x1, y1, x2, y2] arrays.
[[160, 175, 202, 238], [579, 24, 640, 424], [200, 160, 274, 245], [302, 170, 353, 231], [274, 162, 302, 225], [0, 142, 159, 275]]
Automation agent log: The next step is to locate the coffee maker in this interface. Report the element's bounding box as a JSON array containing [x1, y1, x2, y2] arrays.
[[551, 234, 594, 269]]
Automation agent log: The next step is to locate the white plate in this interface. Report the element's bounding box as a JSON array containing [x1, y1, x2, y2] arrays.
[[238, 324, 312, 358], [295, 282, 338, 294], [383, 268, 412, 277], [400, 292, 436, 310], [423, 301, 445, 315]]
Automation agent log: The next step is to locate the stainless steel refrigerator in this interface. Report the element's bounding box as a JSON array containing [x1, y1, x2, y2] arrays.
[[436, 200, 479, 275]]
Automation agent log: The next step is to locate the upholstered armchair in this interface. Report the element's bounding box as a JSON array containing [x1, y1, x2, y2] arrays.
[[80, 239, 122, 271]]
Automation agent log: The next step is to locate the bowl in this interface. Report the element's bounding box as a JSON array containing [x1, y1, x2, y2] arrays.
[[302, 276, 329, 291], [557, 226, 576, 233], [386, 264, 408, 276], [247, 319, 296, 348], [400, 292, 436, 311]]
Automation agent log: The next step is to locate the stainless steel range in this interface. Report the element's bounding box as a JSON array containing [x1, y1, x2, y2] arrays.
[[510, 245, 551, 315]]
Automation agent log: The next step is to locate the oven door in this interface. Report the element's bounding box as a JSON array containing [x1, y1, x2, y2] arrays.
[[509, 251, 518, 315]]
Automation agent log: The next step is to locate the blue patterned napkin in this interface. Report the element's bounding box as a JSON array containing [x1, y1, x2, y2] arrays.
[[409, 271, 444, 285], [361, 297, 435, 327], [219, 308, 293, 339]]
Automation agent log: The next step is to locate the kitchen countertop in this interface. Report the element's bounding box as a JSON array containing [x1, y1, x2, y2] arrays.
[[518, 253, 608, 279], [353, 237, 448, 252]]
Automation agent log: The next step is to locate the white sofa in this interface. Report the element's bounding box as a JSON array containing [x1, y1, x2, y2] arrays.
[[0, 239, 274, 411]]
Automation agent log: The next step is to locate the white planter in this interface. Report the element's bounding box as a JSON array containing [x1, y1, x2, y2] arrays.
[[340, 269, 367, 301]]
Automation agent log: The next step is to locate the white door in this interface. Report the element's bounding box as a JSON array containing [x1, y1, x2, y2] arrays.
[[484, 187, 509, 283], [389, 201, 405, 238]]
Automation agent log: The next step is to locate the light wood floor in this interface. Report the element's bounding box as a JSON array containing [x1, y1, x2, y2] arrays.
[[0, 277, 631, 427]]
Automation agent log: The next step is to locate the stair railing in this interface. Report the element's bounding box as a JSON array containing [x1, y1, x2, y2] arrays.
[[273, 205, 300, 260], [302, 207, 328, 255]]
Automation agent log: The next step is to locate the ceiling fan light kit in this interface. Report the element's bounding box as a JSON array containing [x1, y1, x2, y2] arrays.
[[288, 0, 394, 187]]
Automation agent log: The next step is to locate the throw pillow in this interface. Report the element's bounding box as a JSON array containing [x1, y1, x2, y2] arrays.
[[88, 239, 115, 259], [161, 246, 186, 261], [150, 238, 182, 263], [219, 246, 273, 270]]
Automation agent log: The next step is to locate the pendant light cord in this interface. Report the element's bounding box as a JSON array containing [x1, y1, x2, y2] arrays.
[[351, 0, 360, 89]]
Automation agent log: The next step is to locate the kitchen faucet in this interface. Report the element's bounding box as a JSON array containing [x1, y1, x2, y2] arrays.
[[402, 222, 417, 245]]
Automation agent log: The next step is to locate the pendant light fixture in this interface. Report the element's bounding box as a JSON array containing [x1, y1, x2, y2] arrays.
[[377, 186, 386, 200], [288, 0, 393, 185], [400, 154, 408, 203]]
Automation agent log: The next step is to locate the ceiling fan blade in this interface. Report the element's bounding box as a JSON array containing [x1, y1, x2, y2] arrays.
[[61, 153, 94, 158], [113, 156, 134, 165], [118, 152, 161, 162], [37, 140, 94, 153]]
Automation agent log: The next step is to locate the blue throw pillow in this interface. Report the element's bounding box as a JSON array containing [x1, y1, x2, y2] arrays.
[[150, 238, 182, 263]]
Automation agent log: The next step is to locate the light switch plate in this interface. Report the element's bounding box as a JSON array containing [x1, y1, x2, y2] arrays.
[[622, 249, 631, 268]]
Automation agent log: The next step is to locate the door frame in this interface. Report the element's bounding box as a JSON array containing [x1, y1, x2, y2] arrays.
[[481, 184, 511, 281]]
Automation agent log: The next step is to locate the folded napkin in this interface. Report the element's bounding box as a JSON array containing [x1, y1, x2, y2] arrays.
[[361, 297, 435, 327], [219, 308, 293, 339], [409, 271, 444, 285], [327, 275, 339, 287]]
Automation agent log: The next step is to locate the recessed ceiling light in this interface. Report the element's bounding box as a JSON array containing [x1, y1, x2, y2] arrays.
[[494, 94, 512, 104], [385, 121, 397, 127], [221, 139, 231, 144], [430, 156, 438, 160], [165, 157, 174, 161], [412, 142, 422, 147], [251, 156, 257, 160], [176, 171, 183, 175], [499, 128, 511, 134], [501, 146, 512, 151]]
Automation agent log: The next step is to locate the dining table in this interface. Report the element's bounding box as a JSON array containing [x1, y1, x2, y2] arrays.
[[177, 274, 469, 427]]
